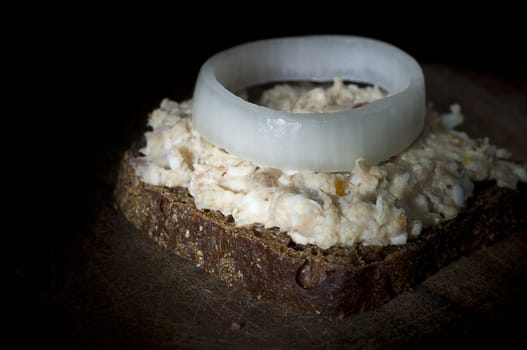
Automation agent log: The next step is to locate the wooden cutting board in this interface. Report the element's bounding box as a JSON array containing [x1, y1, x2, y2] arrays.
[[46, 65, 527, 349]]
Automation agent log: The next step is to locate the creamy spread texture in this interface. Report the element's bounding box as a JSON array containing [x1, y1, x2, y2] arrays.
[[133, 80, 526, 249], [256, 78, 385, 113]]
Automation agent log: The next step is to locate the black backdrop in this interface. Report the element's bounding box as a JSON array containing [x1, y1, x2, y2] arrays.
[[75, 20, 524, 151], [73, 15, 525, 194]]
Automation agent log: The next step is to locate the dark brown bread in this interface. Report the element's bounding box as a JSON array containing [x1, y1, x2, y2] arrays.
[[115, 150, 527, 316]]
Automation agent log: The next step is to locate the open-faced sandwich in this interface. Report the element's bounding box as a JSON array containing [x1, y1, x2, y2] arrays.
[[116, 36, 527, 316]]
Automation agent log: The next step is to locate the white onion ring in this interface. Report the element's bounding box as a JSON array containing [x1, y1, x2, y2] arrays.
[[192, 35, 425, 171]]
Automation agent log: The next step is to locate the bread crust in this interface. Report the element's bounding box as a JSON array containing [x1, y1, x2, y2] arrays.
[[115, 151, 526, 316]]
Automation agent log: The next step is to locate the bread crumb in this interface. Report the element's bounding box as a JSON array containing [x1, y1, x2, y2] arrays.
[[230, 322, 242, 331]]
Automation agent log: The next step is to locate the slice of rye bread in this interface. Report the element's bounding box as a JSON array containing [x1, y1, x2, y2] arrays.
[[115, 149, 527, 316]]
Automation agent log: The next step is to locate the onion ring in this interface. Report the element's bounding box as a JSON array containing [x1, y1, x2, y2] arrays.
[[192, 35, 425, 171]]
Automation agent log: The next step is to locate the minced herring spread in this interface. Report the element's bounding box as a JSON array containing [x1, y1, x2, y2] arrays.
[[133, 79, 526, 249]]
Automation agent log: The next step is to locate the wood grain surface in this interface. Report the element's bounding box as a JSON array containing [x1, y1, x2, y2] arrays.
[[27, 65, 527, 349]]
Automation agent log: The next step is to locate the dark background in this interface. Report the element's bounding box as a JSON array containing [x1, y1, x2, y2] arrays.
[[72, 15, 525, 201], [14, 10, 526, 348], [76, 14, 525, 157]]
